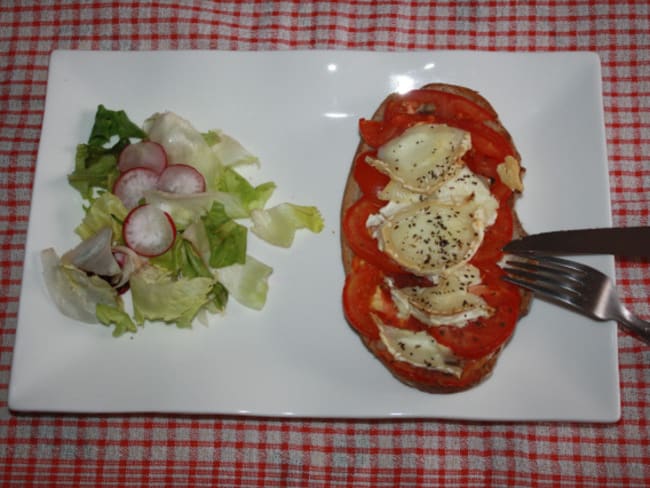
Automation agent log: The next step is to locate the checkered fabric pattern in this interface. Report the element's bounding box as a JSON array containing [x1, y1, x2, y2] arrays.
[[1, 1, 649, 486]]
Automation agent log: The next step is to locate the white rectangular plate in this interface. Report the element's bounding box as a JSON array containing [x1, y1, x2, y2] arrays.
[[9, 50, 620, 421]]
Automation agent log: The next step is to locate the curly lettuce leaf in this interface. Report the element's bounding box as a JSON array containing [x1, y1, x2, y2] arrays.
[[75, 192, 127, 242], [250, 203, 324, 247], [209, 281, 229, 312], [96, 303, 137, 337], [204, 129, 259, 167], [67, 143, 122, 200], [130, 265, 214, 328], [41, 248, 120, 324], [67, 105, 145, 200], [216, 167, 276, 216], [202, 202, 247, 269], [181, 219, 211, 264], [143, 188, 252, 228], [151, 237, 212, 279], [217, 255, 272, 310], [88, 104, 146, 146], [144, 112, 222, 190], [202, 130, 221, 147]]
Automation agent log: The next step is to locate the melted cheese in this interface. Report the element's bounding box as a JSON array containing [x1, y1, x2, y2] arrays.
[[377, 166, 499, 227], [374, 317, 463, 377], [377, 180, 425, 206], [367, 124, 471, 193], [433, 167, 499, 226], [387, 264, 493, 327], [378, 200, 484, 275], [497, 155, 523, 192]]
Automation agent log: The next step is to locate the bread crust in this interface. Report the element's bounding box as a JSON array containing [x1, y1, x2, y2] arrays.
[[340, 83, 531, 393]]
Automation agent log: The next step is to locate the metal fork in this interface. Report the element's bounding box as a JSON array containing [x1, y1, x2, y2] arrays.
[[502, 253, 650, 346]]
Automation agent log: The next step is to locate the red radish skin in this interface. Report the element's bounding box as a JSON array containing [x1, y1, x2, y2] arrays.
[[113, 251, 127, 268], [122, 204, 176, 257], [113, 167, 160, 209], [118, 141, 168, 174], [157, 164, 206, 194]]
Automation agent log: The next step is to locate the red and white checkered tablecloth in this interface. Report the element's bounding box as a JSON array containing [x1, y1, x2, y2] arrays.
[[1, 1, 649, 486]]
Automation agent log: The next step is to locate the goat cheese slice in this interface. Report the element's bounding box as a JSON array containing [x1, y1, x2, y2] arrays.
[[433, 167, 499, 226], [374, 318, 463, 377], [378, 166, 499, 227], [367, 124, 471, 193], [379, 199, 484, 275], [387, 264, 493, 327]]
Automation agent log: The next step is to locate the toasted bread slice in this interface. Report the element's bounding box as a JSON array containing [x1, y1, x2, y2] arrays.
[[340, 83, 531, 393]]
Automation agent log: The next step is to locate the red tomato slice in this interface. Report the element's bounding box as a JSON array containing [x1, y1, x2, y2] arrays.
[[457, 121, 512, 162], [371, 345, 493, 391], [427, 271, 521, 358], [343, 257, 422, 340], [384, 89, 496, 124], [490, 179, 515, 203], [463, 150, 500, 180], [342, 196, 404, 274], [359, 113, 434, 148], [343, 257, 384, 340], [358, 119, 401, 148], [471, 204, 514, 266], [352, 151, 390, 201]]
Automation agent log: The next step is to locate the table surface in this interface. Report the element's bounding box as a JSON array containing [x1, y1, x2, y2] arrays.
[[1, 1, 649, 486]]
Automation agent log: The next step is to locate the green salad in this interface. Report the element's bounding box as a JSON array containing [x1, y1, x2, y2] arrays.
[[41, 106, 324, 336]]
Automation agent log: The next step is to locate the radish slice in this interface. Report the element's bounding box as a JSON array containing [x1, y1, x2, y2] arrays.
[[118, 141, 168, 174], [122, 204, 176, 257], [113, 167, 160, 209], [157, 164, 206, 194]]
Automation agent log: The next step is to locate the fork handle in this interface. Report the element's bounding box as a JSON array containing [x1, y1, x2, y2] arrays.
[[618, 309, 650, 346]]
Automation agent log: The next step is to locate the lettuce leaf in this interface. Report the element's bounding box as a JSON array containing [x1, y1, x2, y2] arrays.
[[250, 203, 324, 247], [180, 219, 211, 265], [201, 202, 247, 268], [88, 104, 146, 146], [143, 189, 252, 227], [144, 112, 222, 190], [152, 228, 229, 313], [151, 237, 212, 279], [41, 248, 120, 324], [75, 192, 127, 242], [217, 255, 273, 310], [202, 130, 221, 147], [216, 167, 276, 216], [130, 265, 214, 328], [209, 281, 229, 312], [204, 129, 259, 167], [96, 303, 138, 337], [67, 105, 145, 200], [67, 143, 121, 200]]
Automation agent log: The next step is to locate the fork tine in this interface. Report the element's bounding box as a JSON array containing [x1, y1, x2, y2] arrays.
[[502, 253, 592, 309], [502, 264, 581, 294], [506, 252, 592, 275], [504, 259, 584, 287], [502, 274, 584, 311]]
